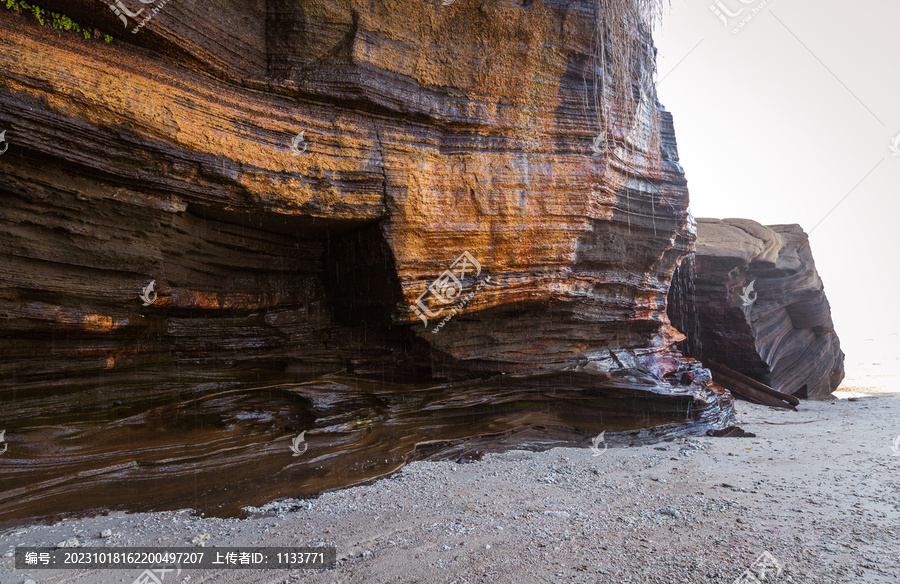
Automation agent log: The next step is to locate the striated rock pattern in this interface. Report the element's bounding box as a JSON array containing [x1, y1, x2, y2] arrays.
[[0, 0, 731, 525], [668, 218, 844, 400]]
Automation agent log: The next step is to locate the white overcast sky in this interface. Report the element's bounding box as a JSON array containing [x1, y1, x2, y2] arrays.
[[652, 0, 900, 385]]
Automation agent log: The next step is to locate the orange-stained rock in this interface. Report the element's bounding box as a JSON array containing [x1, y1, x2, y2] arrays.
[[0, 0, 734, 526], [0, 0, 700, 381]]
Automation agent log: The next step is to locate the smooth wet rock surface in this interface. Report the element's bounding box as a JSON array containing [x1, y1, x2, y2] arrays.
[[0, 393, 897, 584]]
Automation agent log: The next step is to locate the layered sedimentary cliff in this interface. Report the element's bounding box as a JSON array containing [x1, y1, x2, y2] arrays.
[[668, 218, 844, 400], [0, 0, 731, 524]]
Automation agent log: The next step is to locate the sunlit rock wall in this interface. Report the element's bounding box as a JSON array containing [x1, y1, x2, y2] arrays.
[[0, 0, 729, 435], [0, 0, 741, 527]]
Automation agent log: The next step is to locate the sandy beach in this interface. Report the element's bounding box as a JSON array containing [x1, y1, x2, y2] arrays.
[[1, 390, 898, 584]]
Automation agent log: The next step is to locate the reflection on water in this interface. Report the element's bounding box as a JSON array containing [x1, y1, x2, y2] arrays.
[[0, 367, 730, 529]]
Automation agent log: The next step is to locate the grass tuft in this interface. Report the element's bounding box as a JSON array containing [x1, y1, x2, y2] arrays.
[[3, 0, 112, 42]]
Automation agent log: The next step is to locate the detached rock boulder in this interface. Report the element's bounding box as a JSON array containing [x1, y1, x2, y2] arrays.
[[668, 218, 844, 399]]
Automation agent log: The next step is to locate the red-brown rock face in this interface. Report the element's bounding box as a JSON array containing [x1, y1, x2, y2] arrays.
[[0, 0, 731, 525]]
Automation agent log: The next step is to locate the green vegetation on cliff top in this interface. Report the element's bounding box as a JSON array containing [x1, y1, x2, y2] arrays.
[[4, 0, 112, 42]]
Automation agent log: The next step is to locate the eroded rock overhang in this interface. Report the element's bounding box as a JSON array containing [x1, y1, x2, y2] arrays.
[[0, 0, 733, 524]]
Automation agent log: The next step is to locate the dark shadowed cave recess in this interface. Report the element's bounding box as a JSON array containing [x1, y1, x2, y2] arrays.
[[0, 186, 732, 528], [0, 191, 731, 528]]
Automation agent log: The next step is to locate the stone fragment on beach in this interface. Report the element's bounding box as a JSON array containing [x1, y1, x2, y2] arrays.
[[55, 538, 79, 548], [659, 508, 681, 519], [707, 426, 756, 438]]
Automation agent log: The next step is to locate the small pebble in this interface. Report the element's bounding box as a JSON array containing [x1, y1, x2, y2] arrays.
[[659, 508, 681, 519]]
